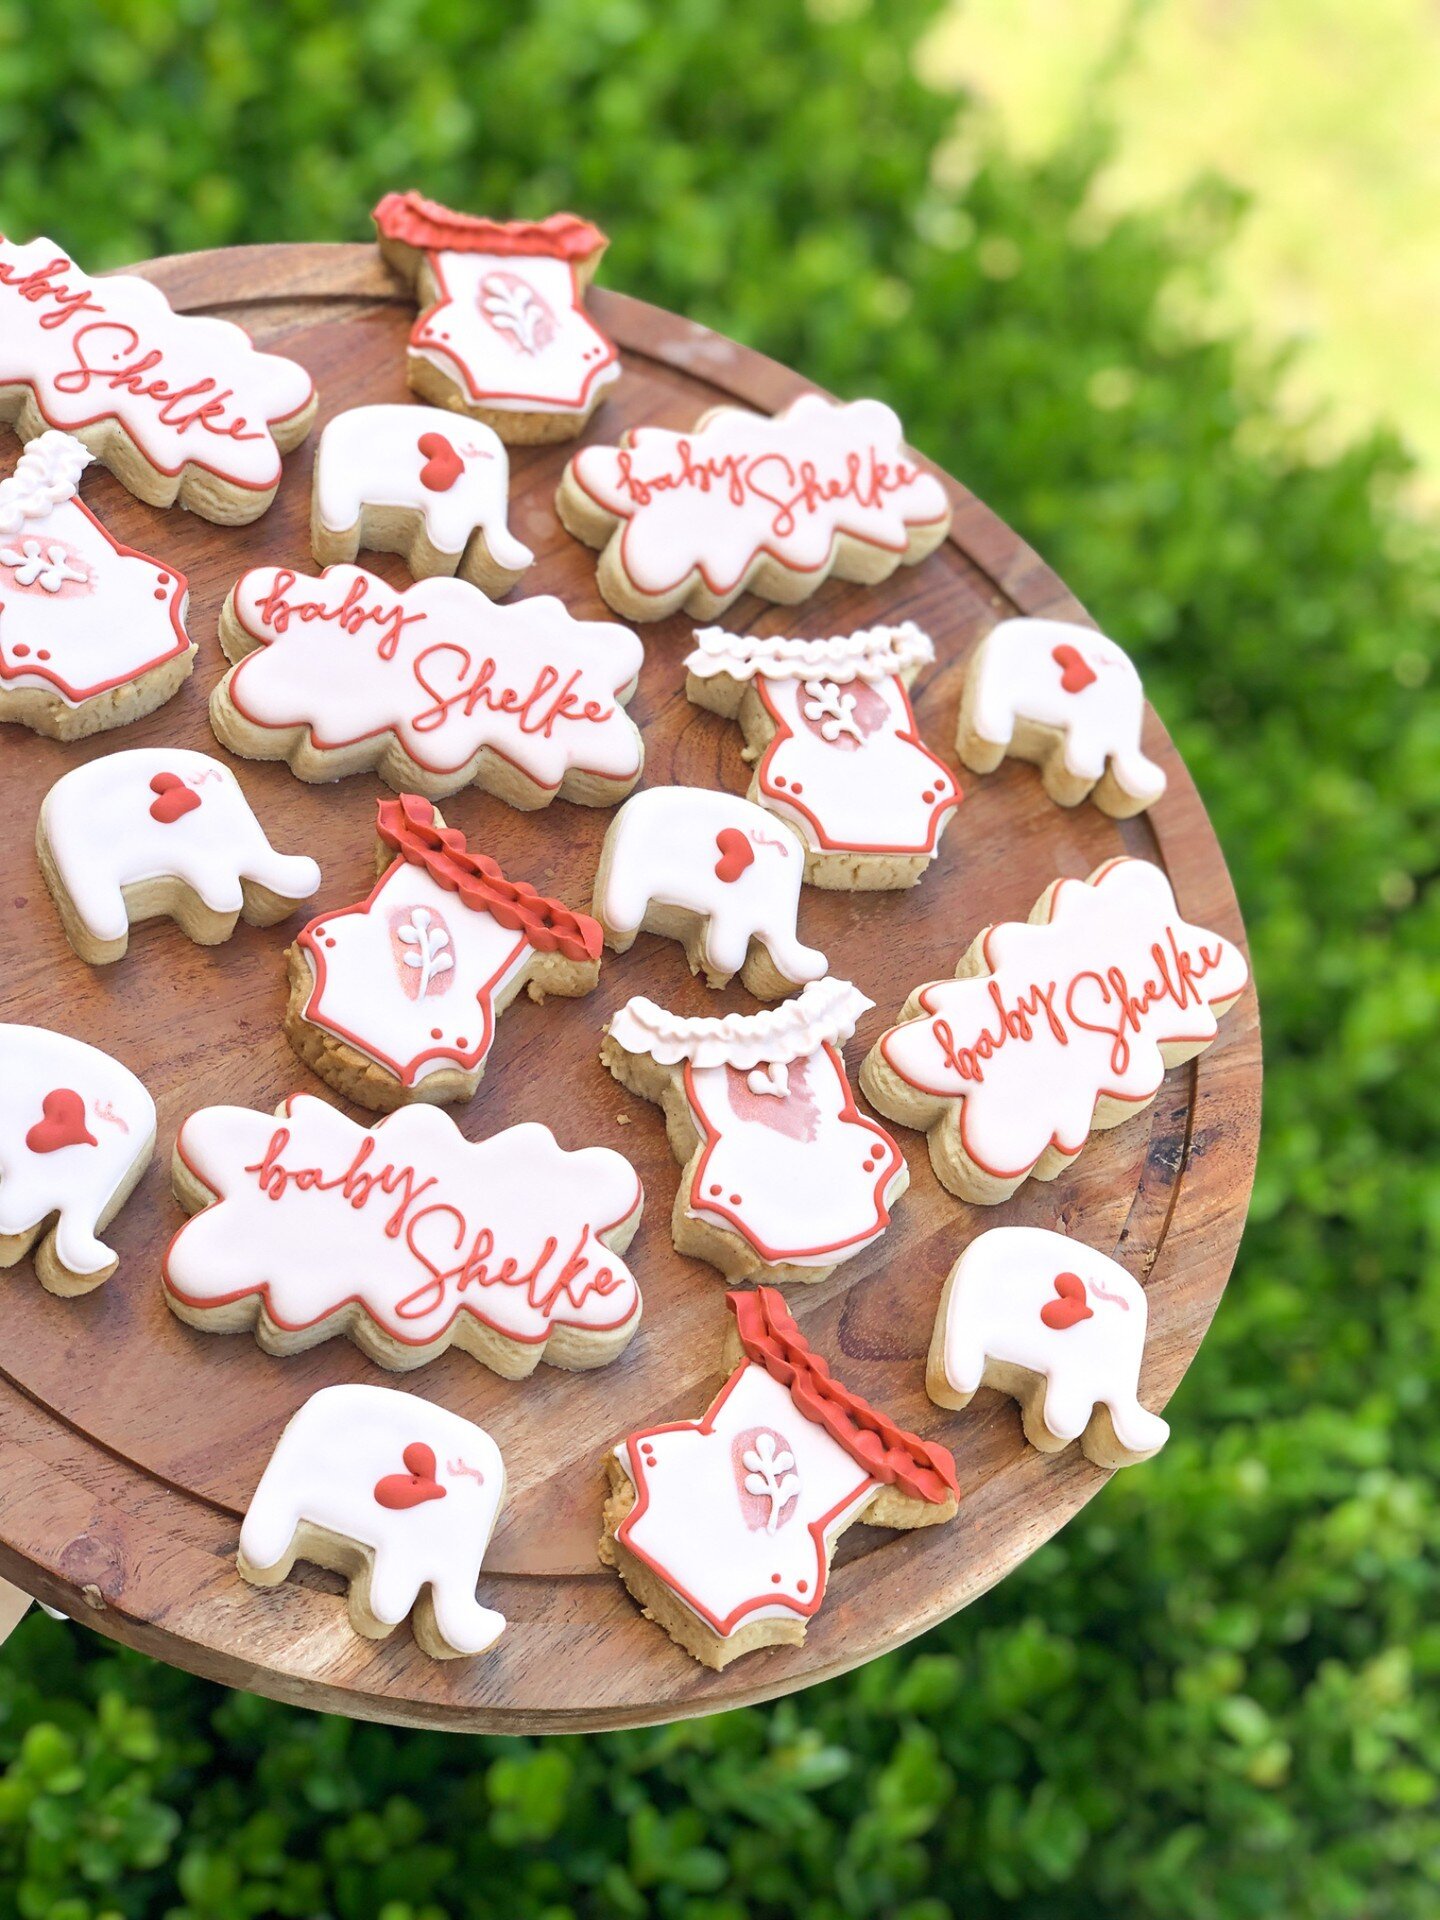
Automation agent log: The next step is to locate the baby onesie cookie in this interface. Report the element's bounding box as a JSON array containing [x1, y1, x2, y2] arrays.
[[310, 404, 534, 596], [593, 787, 826, 999], [373, 192, 619, 444], [0, 1024, 155, 1294], [928, 1226, 1170, 1467], [685, 621, 959, 888], [0, 235, 316, 523], [166, 1092, 643, 1377], [0, 431, 193, 740], [956, 617, 1166, 817], [213, 564, 644, 806], [240, 1383, 506, 1660], [600, 1287, 957, 1670], [557, 393, 951, 622], [287, 793, 602, 1111], [602, 978, 906, 1284], [859, 858, 1249, 1203], [38, 747, 321, 965]]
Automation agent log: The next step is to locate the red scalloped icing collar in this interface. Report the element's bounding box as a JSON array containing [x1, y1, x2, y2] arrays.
[[728, 1289, 958, 1506], [376, 794, 602, 962], [373, 192, 607, 262]]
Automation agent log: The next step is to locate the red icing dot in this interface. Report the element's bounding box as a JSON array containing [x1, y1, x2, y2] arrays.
[[12, 644, 28, 658], [36, 649, 49, 661], [709, 1183, 722, 1197], [934, 776, 947, 791], [455, 1037, 468, 1049], [156, 573, 169, 584], [430, 1028, 443, 1040], [922, 790, 935, 804], [324, 937, 336, 949], [773, 775, 787, 789], [729, 1192, 742, 1206], [153, 587, 168, 600], [797, 1580, 809, 1594], [770, 1573, 782, 1585], [791, 782, 804, 796]]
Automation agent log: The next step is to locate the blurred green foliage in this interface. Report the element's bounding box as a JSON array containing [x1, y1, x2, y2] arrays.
[[1, 1, 1437, 1915]]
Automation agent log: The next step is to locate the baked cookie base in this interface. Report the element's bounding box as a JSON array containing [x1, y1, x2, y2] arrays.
[[955, 692, 1154, 821], [0, 643, 195, 743], [309, 492, 529, 599], [0, 1131, 155, 1297]]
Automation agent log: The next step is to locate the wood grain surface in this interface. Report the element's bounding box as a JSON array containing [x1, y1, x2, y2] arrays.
[[0, 243, 1261, 1731]]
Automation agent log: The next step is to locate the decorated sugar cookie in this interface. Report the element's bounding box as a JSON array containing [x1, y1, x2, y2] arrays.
[[956, 617, 1166, 817], [0, 1024, 155, 1294], [38, 747, 321, 965], [928, 1226, 1170, 1467], [310, 404, 534, 596], [0, 236, 316, 522], [593, 787, 826, 999], [860, 858, 1249, 1203], [557, 393, 951, 622], [600, 1287, 958, 1670], [373, 192, 619, 444], [602, 978, 906, 1284], [240, 1383, 506, 1659], [287, 793, 602, 1110], [165, 1092, 643, 1376], [685, 621, 960, 888], [0, 431, 193, 740], [212, 564, 645, 806]]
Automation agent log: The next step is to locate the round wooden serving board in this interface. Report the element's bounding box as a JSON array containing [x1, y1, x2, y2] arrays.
[[0, 244, 1261, 1731]]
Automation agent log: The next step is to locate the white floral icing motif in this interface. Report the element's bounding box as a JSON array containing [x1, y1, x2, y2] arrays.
[[220, 564, 644, 801], [608, 977, 904, 1268], [686, 622, 959, 863], [867, 858, 1249, 1190], [597, 787, 826, 990], [41, 747, 321, 951], [933, 1226, 1170, 1464], [0, 432, 190, 705], [0, 1023, 155, 1282], [962, 616, 1166, 809], [565, 394, 950, 613], [240, 1382, 507, 1657], [312, 404, 534, 577], [165, 1095, 643, 1368], [0, 238, 314, 501], [295, 798, 602, 1089], [611, 1289, 957, 1646], [374, 195, 619, 419]]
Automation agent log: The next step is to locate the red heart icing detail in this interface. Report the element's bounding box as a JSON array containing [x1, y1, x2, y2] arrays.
[[1052, 643, 1098, 695], [26, 1088, 97, 1154], [373, 1440, 447, 1510], [149, 772, 200, 823], [714, 828, 755, 883], [1040, 1271, 1093, 1331], [417, 432, 464, 493]]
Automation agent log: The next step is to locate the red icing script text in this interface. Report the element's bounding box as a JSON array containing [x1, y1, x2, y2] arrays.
[[610, 441, 926, 539]]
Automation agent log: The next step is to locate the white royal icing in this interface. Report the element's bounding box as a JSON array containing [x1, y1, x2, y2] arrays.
[[166, 1096, 642, 1359], [609, 975, 872, 1071], [0, 238, 314, 491], [598, 787, 826, 986], [614, 1362, 877, 1637], [875, 858, 1249, 1181], [0, 431, 190, 705], [0, 1024, 155, 1275], [567, 394, 950, 604], [241, 1382, 506, 1655], [224, 565, 644, 794], [937, 1226, 1170, 1460], [42, 747, 321, 946], [410, 248, 620, 417], [687, 622, 957, 861], [966, 616, 1166, 806], [312, 404, 534, 575]]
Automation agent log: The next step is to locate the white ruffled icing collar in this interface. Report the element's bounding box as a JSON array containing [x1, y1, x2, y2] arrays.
[[0, 431, 92, 537], [685, 620, 934, 686], [607, 975, 873, 1070]]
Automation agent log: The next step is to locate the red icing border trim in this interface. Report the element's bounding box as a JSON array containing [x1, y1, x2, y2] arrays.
[[373, 193, 607, 262], [728, 1289, 958, 1505], [375, 794, 602, 962]]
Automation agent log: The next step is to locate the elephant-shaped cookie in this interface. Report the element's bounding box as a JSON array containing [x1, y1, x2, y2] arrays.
[[956, 617, 1166, 816], [311, 403, 534, 596], [38, 747, 321, 965], [928, 1226, 1170, 1467], [593, 787, 827, 998], [239, 1382, 506, 1659], [0, 1023, 155, 1293]]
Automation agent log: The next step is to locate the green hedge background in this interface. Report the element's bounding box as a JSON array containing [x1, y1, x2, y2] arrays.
[[2, 3, 1436, 1916]]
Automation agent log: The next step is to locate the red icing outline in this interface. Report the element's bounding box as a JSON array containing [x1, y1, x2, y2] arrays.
[[373, 194, 607, 261], [682, 1043, 904, 1265], [754, 674, 960, 855], [162, 1092, 642, 1348], [877, 858, 1249, 1181], [0, 497, 189, 702]]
